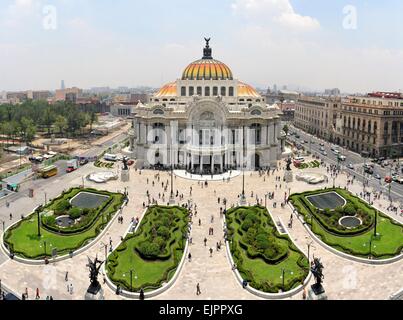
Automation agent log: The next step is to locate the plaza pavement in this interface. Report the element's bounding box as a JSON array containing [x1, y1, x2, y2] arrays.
[[0, 158, 402, 300]]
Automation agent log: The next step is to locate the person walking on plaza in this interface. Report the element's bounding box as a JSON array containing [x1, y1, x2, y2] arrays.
[[209, 247, 213, 257], [65, 271, 69, 282], [204, 237, 207, 247], [69, 283, 74, 295], [188, 252, 192, 262], [196, 283, 201, 295], [35, 288, 40, 300]]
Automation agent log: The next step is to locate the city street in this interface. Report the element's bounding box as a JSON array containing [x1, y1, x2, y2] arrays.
[[288, 125, 403, 204]]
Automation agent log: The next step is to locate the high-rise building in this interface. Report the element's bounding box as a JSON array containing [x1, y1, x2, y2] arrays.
[[61, 80, 65, 90]]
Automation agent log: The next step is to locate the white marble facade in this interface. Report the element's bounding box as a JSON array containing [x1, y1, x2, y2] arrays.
[[130, 40, 284, 174]]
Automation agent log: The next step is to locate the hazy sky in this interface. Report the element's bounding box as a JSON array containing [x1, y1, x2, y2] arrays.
[[1, 0, 403, 93]]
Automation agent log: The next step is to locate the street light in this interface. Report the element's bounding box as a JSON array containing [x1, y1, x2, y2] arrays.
[[281, 268, 294, 292], [307, 241, 314, 263]]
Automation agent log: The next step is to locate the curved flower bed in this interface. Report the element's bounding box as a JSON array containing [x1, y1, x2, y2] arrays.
[[106, 206, 189, 292], [3, 188, 124, 260], [226, 206, 309, 293], [290, 188, 403, 259]]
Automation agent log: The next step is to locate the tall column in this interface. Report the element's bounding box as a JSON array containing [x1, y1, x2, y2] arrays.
[[211, 154, 214, 173], [220, 154, 224, 172], [191, 154, 194, 171], [200, 154, 203, 174]]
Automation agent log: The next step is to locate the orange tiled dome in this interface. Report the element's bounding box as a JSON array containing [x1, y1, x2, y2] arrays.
[[237, 82, 261, 98], [182, 59, 233, 81], [155, 82, 177, 97]]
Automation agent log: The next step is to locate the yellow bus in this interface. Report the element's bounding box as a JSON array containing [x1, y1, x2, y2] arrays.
[[38, 165, 58, 179]]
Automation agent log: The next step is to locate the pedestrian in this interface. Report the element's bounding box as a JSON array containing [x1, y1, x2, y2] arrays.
[[204, 237, 207, 246], [36, 288, 40, 300], [70, 283, 73, 295], [209, 248, 213, 257], [9, 213, 12, 220], [196, 283, 201, 295], [199, 219, 201, 226], [188, 252, 192, 262], [65, 271, 69, 282]]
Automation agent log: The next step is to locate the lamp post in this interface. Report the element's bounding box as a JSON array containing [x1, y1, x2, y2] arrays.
[[281, 268, 293, 292], [130, 269, 133, 292], [307, 241, 315, 263], [36, 205, 42, 237]]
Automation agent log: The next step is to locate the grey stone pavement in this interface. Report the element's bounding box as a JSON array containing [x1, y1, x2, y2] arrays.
[[0, 158, 402, 300]]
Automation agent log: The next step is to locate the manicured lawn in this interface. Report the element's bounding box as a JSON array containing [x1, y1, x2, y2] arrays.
[[290, 188, 403, 259], [226, 206, 309, 293], [106, 206, 189, 292], [4, 188, 124, 260]]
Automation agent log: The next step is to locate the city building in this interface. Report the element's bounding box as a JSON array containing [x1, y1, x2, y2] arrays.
[[130, 39, 284, 173], [335, 93, 403, 157], [54, 87, 83, 102], [324, 88, 341, 96], [294, 95, 341, 141], [26, 90, 50, 101]]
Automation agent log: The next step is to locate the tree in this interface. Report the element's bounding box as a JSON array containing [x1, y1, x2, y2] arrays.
[[19, 117, 37, 144], [89, 111, 98, 132], [42, 107, 56, 135], [54, 115, 68, 136]]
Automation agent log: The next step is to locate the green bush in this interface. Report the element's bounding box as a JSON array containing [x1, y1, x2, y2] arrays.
[[157, 226, 170, 240], [69, 207, 82, 219], [139, 241, 162, 258], [43, 215, 56, 226], [344, 203, 356, 216], [54, 200, 71, 215]]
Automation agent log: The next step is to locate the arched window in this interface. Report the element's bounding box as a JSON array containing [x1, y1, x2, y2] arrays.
[[189, 87, 194, 96], [251, 110, 262, 116], [153, 109, 164, 115], [213, 87, 218, 96], [250, 123, 261, 145], [181, 86, 186, 96], [197, 87, 202, 96], [229, 87, 234, 96], [205, 87, 210, 97], [221, 87, 226, 96]]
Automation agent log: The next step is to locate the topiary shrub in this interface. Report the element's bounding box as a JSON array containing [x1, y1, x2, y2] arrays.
[[138, 241, 161, 258], [157, 226, 170, 240], [43, 215, 56, 226], [69, 207, 82, 219], [344, 203, 356, 216], [54, 200, 71, 215]]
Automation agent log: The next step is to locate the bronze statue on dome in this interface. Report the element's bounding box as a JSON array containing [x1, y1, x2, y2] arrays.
[[204, 37, 211, 47]]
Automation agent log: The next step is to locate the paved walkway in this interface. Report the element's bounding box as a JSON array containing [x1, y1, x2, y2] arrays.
[[173, 170, 241, 182], [0, 158, 402, 300]]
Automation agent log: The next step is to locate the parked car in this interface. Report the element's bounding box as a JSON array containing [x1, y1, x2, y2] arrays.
[[373, 173, 381, 180], [319, 143, 325, 146], [322, 151, 328, 156], [79, 159, 89, 166], [348, 164, 354, 170]]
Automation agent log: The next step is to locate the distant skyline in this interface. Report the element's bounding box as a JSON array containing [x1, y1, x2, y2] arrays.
[[1, 0, 403, 93]]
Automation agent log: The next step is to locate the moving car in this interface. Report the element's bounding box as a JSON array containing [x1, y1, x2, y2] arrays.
[[338, 155, 346, 161], [66, 159, 78, 173], [321, 151, 328, 156], [79, 159, 89, 166], [373, 173, 381, 180], [319, 147, 325, 152], [347, 164, 354, 170], [104, 153, 118, 162]]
